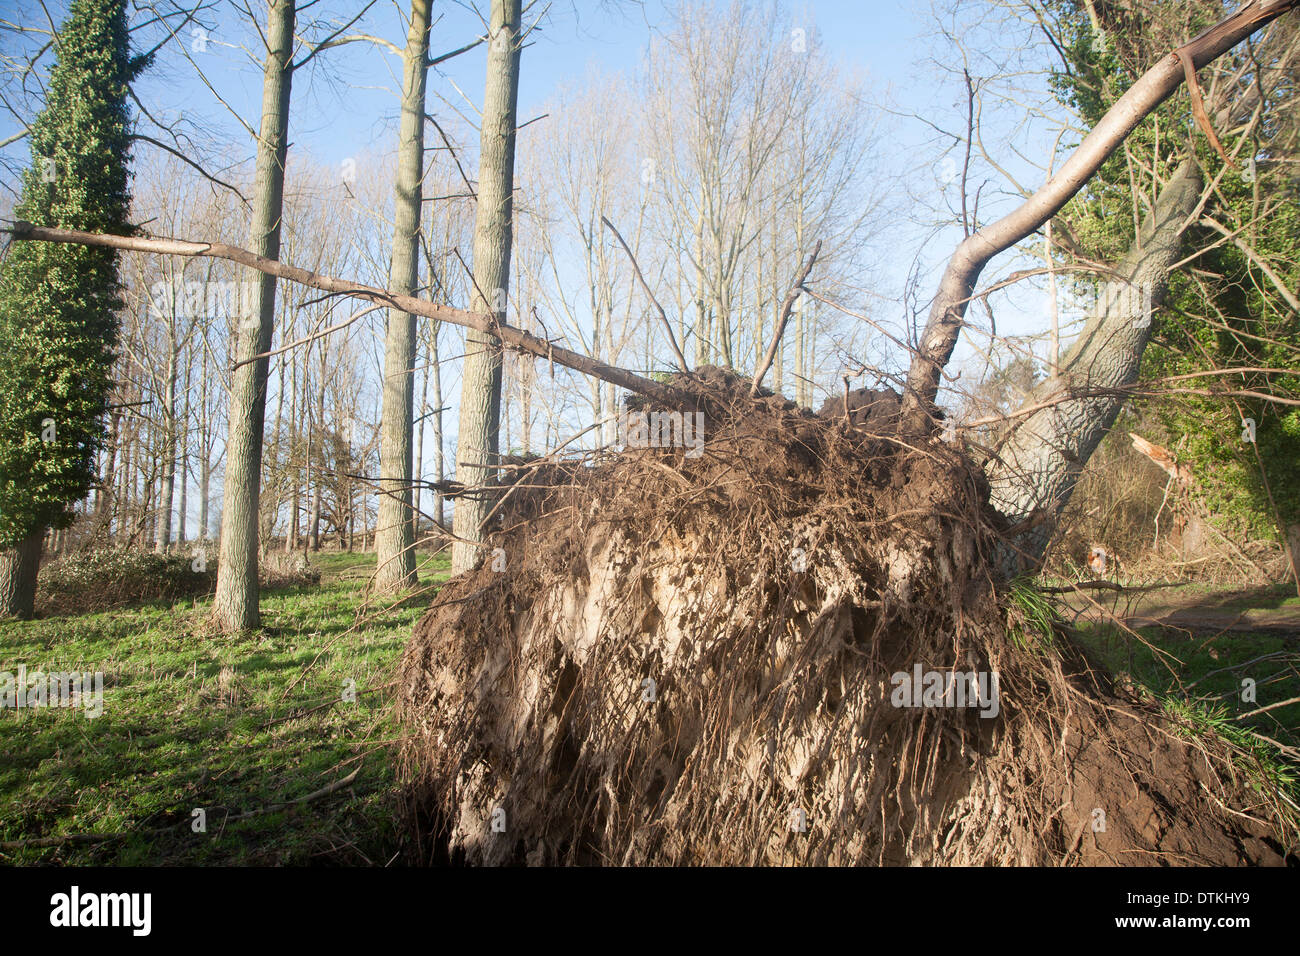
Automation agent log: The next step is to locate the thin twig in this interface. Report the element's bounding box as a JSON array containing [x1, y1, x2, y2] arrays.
[[233, 303, 385, 369]]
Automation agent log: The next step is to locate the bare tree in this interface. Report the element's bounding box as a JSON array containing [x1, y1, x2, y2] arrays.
[[451, 0, 523, 575], [375, 0, 432, 592]]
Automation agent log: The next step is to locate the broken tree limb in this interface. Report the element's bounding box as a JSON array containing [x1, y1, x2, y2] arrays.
[[1177, 46, 1236, 169], [899, 0, 1300, 435], [5, 221, 687, 407], [1129, 432, 1193, 484], [752, 240, 822, 395]]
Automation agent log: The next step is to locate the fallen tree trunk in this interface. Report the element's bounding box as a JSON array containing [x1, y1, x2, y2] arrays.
[[3, 222, 687, 409]]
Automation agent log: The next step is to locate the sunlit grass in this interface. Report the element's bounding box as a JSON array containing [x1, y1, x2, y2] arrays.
[[0, 549, 450, 865]]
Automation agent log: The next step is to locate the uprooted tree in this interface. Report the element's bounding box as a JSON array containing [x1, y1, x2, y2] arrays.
[[6, 0, 1299, 863]]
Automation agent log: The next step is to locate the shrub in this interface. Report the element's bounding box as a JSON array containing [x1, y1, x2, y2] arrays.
[[36, 546, 213, 616]]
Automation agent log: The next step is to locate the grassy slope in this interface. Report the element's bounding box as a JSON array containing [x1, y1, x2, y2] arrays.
[[1068, 615, 1300, 823], [0, 550, 449, 865]]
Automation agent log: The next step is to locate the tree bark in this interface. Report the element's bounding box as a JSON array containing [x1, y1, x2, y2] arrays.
[[431, 321, 445, 529], [451, 0, 522, 575], [411, 337, 428, 544], [197, 341, 211, 543], [0, 532, 43, 620], [177, 358, 189, 546], [987, 160, 1204, 569], [213, 0, 295, 631], [310, 367, 324, 551], [154, 348, 177, 552], [376, 0, 432, 591]]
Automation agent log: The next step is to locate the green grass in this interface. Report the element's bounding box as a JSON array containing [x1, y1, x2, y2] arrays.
[[1069, 618, 1300, 752], [0, 549, 450, 865], [1007, 575, 1058, 653], [1055, 585, 1300, 821], [7, 553, 1293, 864]]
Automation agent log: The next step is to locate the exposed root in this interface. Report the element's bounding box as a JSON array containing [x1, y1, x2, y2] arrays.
[[396, 369, 1295, 866]]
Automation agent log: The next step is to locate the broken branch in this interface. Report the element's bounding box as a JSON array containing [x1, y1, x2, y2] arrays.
[[5, 221, 687, 408]]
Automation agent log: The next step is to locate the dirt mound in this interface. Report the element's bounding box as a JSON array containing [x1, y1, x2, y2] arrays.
[[396, 369, 1295, 865]]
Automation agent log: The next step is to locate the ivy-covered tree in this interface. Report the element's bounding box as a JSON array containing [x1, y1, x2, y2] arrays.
[[0, 0, 142, 617]]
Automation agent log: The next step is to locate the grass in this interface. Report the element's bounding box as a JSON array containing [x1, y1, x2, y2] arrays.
[[1041, 575, 1300, 610], [0, 549, 450, 865], [1068, 618, 1300, 740], [1067, 611, 1300, 808], [1041, 572, 1300, 828], [1007, 575, 1058, 652]]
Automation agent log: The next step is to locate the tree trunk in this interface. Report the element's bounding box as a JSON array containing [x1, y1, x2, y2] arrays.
[[432, 322, 445, 529], [310, 366, 324, 551], [154, 349, 177, 552], [177, 380, 188, 545], [411, 335, 428, 545], [376, 0, 431, 590], [197, 341, 211, 543], [213, 0, 295, 631], [0, 532, 43, 619], [286, 348, 299, 552], [118, 417, 133, 542], [198, 451, 210, 543], [451, 0, 522, 574], [987, 159, 1203, 567], [98, 410, 120, 516]]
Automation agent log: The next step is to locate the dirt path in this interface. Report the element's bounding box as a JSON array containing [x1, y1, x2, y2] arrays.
[[1059, 583, 1300, 635]]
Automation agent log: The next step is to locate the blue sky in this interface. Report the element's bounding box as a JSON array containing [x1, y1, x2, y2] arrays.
[[117, 1, 930, 170]]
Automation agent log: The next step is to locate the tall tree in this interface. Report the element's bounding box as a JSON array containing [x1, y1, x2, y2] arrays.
[[0, 0, 140, 618], [451, 0, 523, 574], [213, 0, 296, 631], [375, 0, 433, 592]]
